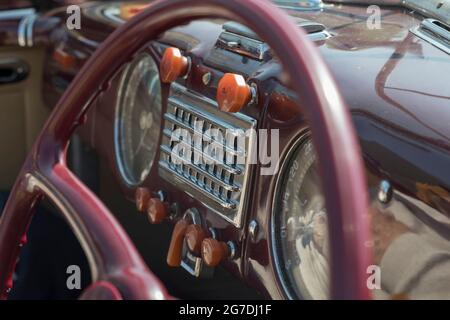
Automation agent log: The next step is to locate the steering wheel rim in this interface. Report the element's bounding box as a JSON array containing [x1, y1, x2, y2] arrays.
[[0, 0, 372, 299]]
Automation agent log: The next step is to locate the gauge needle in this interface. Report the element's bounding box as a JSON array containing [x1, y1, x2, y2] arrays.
[[133, 112, 154, 157]]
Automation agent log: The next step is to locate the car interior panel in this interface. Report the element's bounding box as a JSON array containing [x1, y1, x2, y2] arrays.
[[0, 0, 450, 301]]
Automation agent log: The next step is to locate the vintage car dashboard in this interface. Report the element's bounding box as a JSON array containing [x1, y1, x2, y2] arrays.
[[4, 1, 448, 299]]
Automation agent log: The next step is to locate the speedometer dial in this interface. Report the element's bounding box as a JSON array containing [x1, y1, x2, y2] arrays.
[[115, 53, 162, 186], [273, 138, 330, 299]]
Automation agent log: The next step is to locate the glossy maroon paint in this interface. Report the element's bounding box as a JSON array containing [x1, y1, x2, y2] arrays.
[[34, 2, 450, 299], [0, 0, 372, 299]]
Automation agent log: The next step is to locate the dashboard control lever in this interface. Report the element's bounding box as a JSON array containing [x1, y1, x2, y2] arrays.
[[135, 187, 152, 212], [201, 238, 230, 267], [167, 219, 189, 267], [160, 47, 189, 83], [147, 198, 169, 224], [217, 73, 253, 113], [185, 224, 207, 255]]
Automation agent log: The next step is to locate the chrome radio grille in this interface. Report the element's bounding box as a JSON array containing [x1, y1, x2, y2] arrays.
[[158, 83, 256, 227]]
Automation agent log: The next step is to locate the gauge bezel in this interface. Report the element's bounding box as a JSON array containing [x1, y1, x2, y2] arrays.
[[270, 132, 317, 300], [114, 51, 162, 187]]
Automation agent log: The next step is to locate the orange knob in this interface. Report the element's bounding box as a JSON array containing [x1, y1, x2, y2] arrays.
[[167, 220, 189, 267], [135, 187, 152, 212], [160, 47, 189, 83], [217, 73, 252, 113], [201, 238, 230, 267], [185, 224, 207, 255], [120, 4, 150, 20], [147, 198, 169, 224]]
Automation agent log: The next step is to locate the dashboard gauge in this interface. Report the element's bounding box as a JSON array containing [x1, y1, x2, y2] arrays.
[[272, 138, 330, 299], [115, 52, 162, 186]]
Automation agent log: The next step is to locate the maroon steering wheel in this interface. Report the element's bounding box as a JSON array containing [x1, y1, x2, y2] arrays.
[[0, 0, 372, 300]]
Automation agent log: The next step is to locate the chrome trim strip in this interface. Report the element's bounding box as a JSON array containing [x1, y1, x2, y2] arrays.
[[17, 14, 29, 47], [217, 31, 270, 60], [17, 11, 37, 47], [170, 81, 256, 127], [169, 96, 246, 139], [411, 19, 450, 55], [159, 161, 237, 211], [0, 8, 35, 21], [25, 13, 37, 47], [163, 112, 245, 159], [160, 143, 241, 192], [162, 128, 243, 175], [217, 24, 330, 60], [102, 6, 124, 24], [270, 133, 310, 300], [159, 83, 256, 228]]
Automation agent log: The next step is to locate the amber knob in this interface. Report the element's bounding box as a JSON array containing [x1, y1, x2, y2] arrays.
[[160, 47, 189, 83], [147, 198, 168, 224], [135, 187, 152, 212], [217, 73, 252, 113], [201, 238, 230, 267], [167, 220, 189, 267], [185, 225, 207, 255], [120, 4, 150, 20]]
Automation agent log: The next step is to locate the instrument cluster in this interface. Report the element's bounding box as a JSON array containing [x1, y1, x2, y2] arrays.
[[114, 52, 162, 186], [113, 42, 329, 299]]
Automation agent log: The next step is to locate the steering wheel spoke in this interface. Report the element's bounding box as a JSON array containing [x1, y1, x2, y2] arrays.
[[0, 163, 170, 300]]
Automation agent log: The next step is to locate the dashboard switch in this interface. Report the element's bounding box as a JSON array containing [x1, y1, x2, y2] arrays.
[[135, 187, 151, 212], [201, 238, 230, 267], [147, 198, 169, 224], [185, 224, 206, 255], [217, 73, 252, 113], [167, 219, 189, 267], [160, 47, 189, 83]]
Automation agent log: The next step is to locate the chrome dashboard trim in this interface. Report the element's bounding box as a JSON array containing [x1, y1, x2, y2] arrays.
[[161, 130, 243, 175], [159, 161, 237, 211], [270, 132, 310, 300], [163, 102, 246, 157], [159, 144, 240, 192], [274, 0, 324, 11], [113, 52, 162, 187], [406, 0, 450, 24], [411, 18, 450, 55], [0, 8, 35, 21], [217, 31, 271, 60], [102, 5, 124, 24], [17, 11, 37, 47], [217, 20, 330, 60], [158, 83, 257, 228]]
